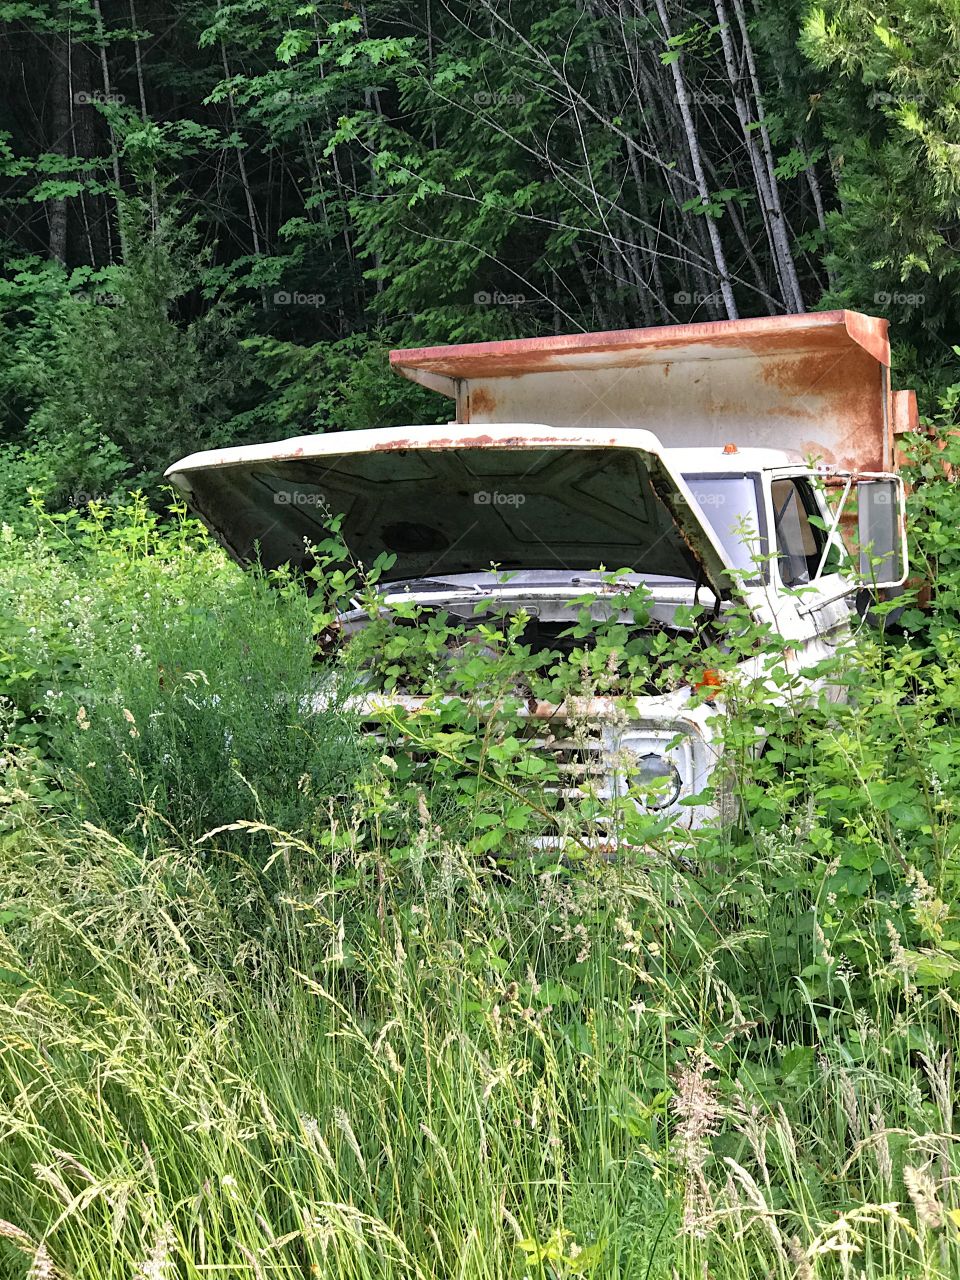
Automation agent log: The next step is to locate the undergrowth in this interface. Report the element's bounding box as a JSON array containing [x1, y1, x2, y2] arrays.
[[0, 435, 959, 1279]]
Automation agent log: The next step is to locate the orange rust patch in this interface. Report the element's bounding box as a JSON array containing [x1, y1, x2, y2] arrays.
[[388, 311, 891, 381], [370, 433, 627, 451], [371, 433, 525, 451], [757, 346, 886, 472], [470, 387, 496, 417]]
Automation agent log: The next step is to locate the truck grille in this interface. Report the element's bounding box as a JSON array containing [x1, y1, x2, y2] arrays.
[[361, 705, 617, 809], [516, 722, 612, 807]]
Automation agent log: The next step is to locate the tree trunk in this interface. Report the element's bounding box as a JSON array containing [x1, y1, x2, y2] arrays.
[[47, 34, 70, 263], [653, 0, 737, 319], [90, 0, 128, 261], [128, 0, 160, 233], [730, 0, 803, 310]]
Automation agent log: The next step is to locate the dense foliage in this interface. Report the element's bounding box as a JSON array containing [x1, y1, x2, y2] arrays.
[[3, 2, 960, 1277], [0, 449, 960, 1277], [2, 0, 960, 507]]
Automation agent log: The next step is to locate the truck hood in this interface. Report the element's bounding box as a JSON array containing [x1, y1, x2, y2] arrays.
[[165, 424, 735, 597]]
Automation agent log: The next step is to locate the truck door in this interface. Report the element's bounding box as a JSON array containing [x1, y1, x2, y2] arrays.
[[767, 471, 853, 639]]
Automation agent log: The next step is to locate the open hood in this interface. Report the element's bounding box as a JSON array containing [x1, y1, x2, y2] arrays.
[[165, 424, 735, 597]]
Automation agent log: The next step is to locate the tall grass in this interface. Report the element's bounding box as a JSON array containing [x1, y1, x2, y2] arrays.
[[2, 498, 960, 1278], [2, 804, 960, 1279], [0, 496, 363, 847]]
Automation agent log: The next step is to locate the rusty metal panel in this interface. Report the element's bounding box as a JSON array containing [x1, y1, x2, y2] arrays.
[[390, 311, 901, 474], [892, 388, 919, 437]]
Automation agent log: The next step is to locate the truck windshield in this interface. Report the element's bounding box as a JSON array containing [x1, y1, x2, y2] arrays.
[[682, 474, 766, 578]]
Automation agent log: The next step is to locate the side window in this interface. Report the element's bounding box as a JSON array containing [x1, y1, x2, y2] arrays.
[[771, 478, 829, 586], [681, 474, 766, 579]]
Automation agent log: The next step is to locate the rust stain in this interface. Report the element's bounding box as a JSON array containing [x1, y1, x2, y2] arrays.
[[470, 386, 496, 417], [389, 310, 891, 382], [757, 346, 885, 472], [370, 433, 621, 451], [371, 434, 498, 450], [892, 389, 918, 436]]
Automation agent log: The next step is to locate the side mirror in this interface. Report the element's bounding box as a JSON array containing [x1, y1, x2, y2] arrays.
[[857, 478, 907, 587]]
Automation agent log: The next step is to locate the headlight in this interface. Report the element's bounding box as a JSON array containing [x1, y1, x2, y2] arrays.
[[624, 749, 682, 810]]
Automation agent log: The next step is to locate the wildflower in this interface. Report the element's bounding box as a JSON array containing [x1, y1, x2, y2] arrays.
[[76, 706, 90, 731]]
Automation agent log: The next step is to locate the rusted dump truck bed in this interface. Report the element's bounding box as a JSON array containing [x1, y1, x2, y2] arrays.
[[391, 310, 917, 474]]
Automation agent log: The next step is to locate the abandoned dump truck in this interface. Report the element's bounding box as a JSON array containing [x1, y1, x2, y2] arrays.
[[166, 310, 912, 828]]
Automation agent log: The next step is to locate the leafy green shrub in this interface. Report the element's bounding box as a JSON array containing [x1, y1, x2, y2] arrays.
[[0, 206, 253, 505], [0, 495, 364, 848]]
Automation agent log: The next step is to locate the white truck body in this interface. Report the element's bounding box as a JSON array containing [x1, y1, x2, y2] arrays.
[[166, 311, 913, 828]]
